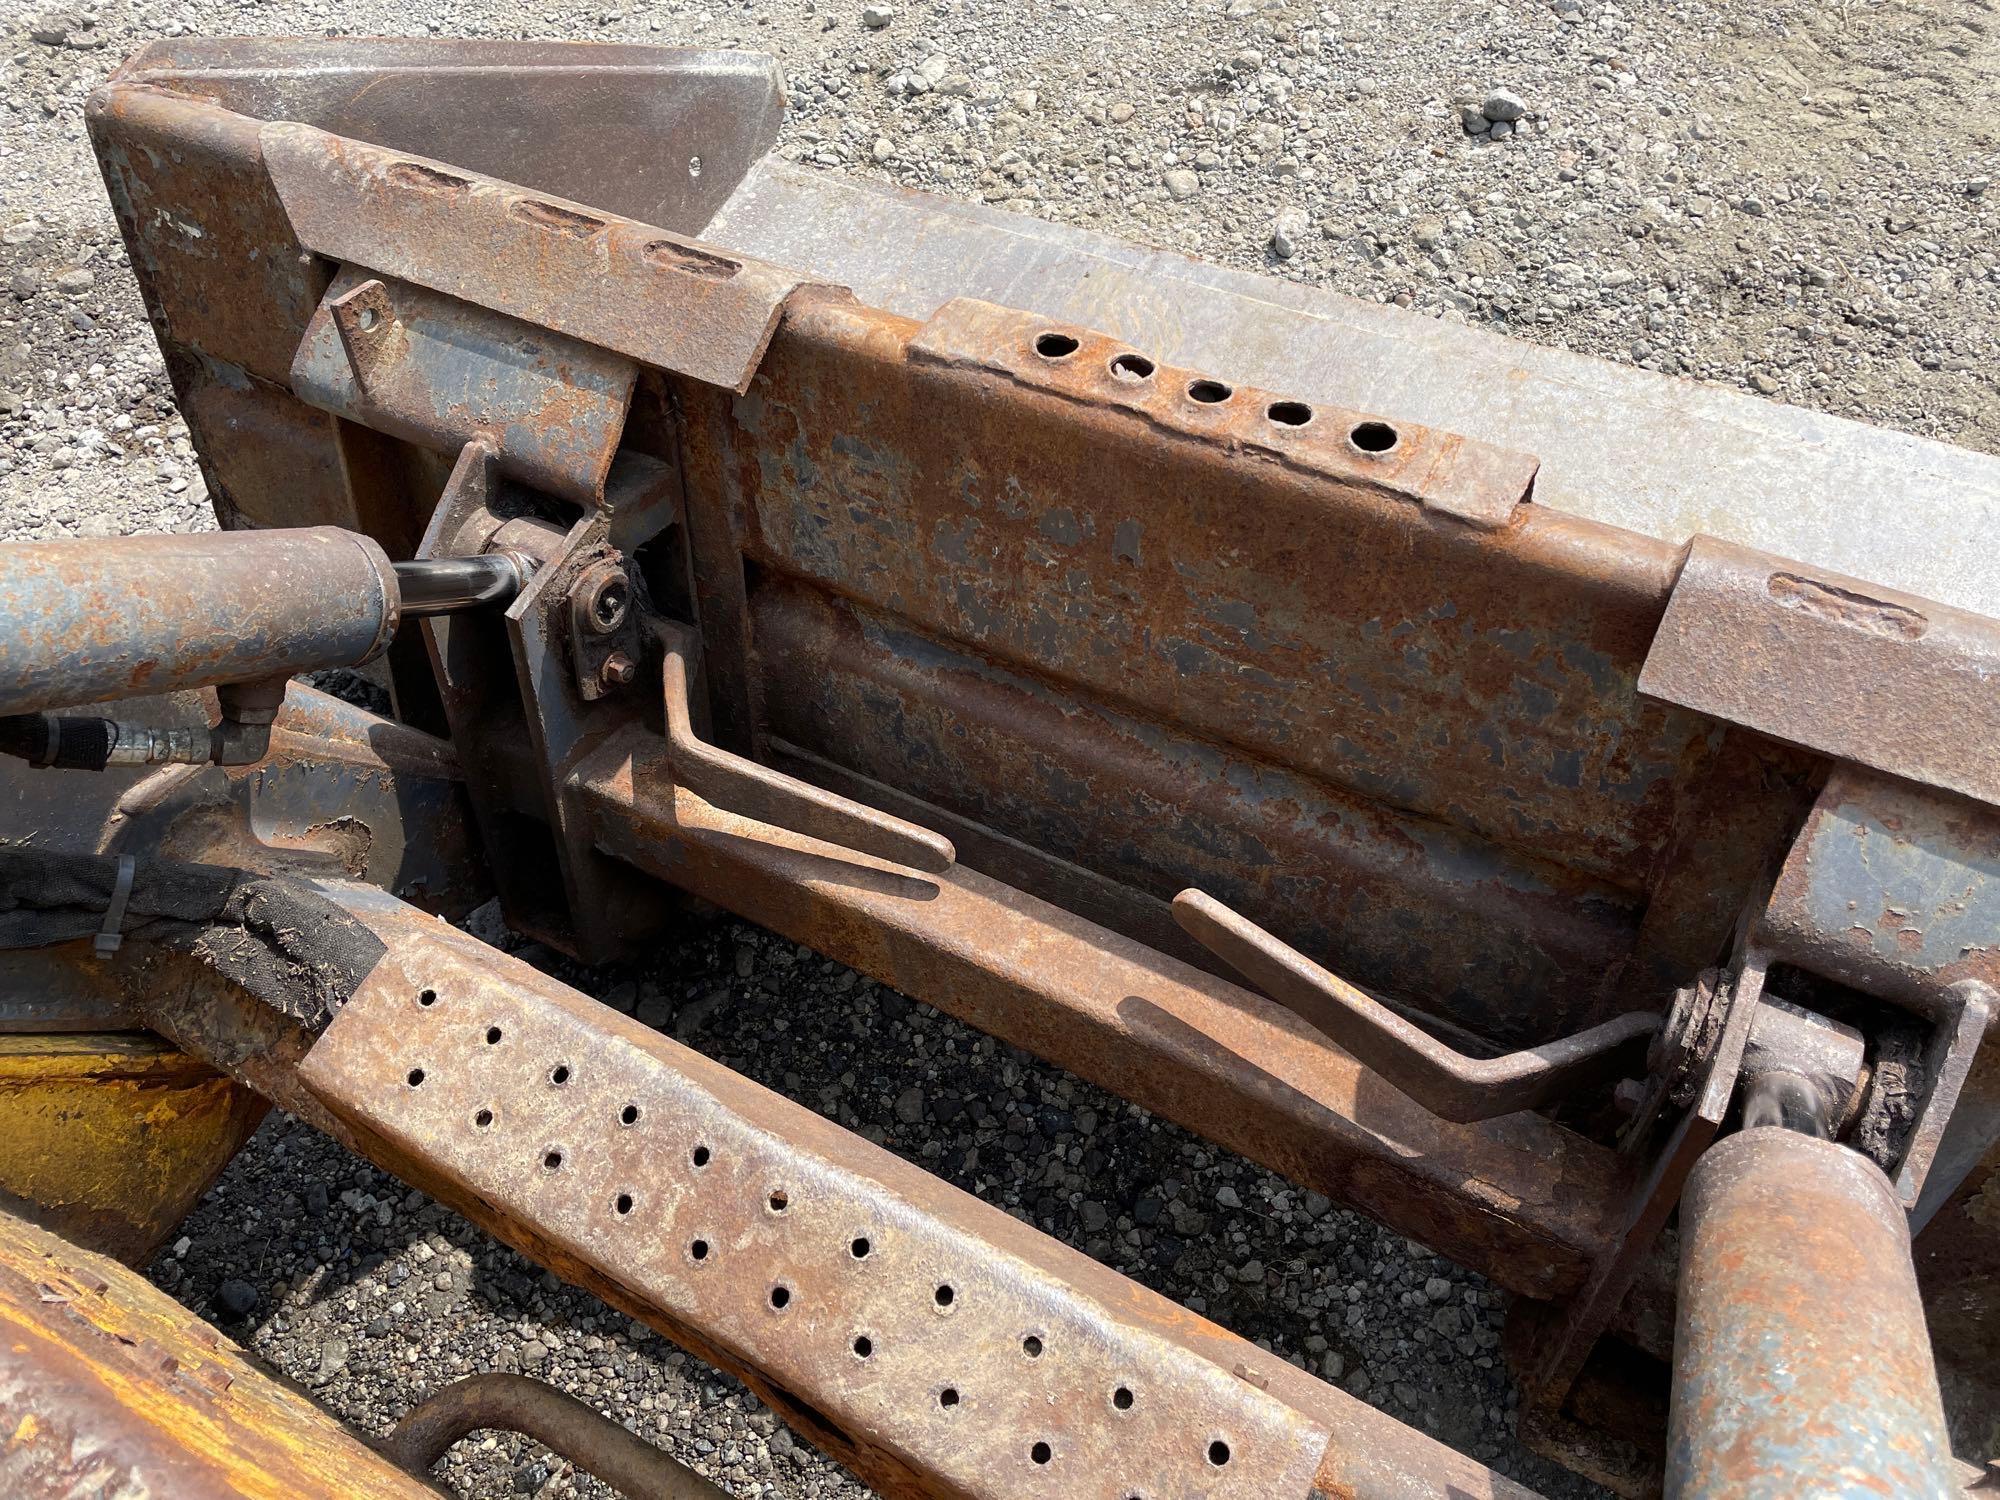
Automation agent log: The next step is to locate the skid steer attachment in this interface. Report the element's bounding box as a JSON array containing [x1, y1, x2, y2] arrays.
[[0, 36, 1992, 1499]]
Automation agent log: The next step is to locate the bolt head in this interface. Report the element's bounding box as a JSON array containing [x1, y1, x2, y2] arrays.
[[600, 651, 638, 688]]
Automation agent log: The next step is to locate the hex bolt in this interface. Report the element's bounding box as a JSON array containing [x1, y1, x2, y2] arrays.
[[590, 577, 630, 634], [600, 652, 638, 689]]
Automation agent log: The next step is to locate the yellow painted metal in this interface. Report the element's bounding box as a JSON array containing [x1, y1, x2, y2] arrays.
[[0, 1031, 266, 1263], [0, 1206, 440, 1499]]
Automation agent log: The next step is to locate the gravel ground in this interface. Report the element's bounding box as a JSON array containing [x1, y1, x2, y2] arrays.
[[2, 0, 1995, 1494]]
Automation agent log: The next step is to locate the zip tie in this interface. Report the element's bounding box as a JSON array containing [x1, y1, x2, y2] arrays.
[[94, 854, 136, 960]]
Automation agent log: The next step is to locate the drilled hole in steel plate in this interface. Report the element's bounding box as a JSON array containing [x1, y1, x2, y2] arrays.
[[850, 1236, 872, 1259], [692, 1145, 712, 1169], [767, 1189, 790, 1214], [688, 1238, 710, 1262], [933, 1284, 955, 1310], [1349, 420, 1399, 453], [614, 1192, 635, 1216], [1266, 400, 1313, 427], [1033, 331, 1079, 359], [938, 1387, 960, 1409], [485, 1026, 503, 1045], [473, 1108, 494, 1129], [355, 306, 381, 333], [1109, 352, 1156, 381], [406, 1068, 426, 1088], [1021, 1335, 1044, 1359], [416, 988, 438, 1008], [619, 1103, 640, 1126], [549, 1064, 572, 1086], [543, 1148, 564, 1171], [1030, 1442, 1053, 1466], [769, 1285, 792, 1310], [1207, 1439, 1232, 1467], [1113, 1386, 1135, 1411], [852, 1334, 873, 1359], [1186, 379, 1233, 404]]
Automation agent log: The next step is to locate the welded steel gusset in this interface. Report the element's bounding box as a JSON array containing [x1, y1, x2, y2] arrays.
[[0, 35, 1986, 1500]]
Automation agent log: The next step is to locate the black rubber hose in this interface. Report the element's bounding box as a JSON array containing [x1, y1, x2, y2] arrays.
[[0, 714, 47, 764], [0, 713, 115, 770]]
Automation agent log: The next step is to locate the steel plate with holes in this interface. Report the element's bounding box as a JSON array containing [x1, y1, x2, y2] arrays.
[[297, 925, 1338, 1499], [261, 122, 819, 395]]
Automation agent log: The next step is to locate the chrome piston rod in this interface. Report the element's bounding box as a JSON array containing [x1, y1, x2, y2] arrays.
[[392, 554, 524, 616]]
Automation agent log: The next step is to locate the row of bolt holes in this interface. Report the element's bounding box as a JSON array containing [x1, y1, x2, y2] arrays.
[[408, 988, 1235, 1479], [1032, 329, 1398, 455]]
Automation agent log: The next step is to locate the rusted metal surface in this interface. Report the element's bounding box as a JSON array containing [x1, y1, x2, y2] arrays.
[[1518, 963, 1760, 1424], [1758, 765, 2000, 1217], [261, 889, 1536, 1500], [1913, 1049, 2000, 1468], [708, 156, 2000, 621], [1641, 536, 2000, 809], [1174, 888, 1659, 1122], [384, 1373, 726, 1499], [71, 42, 2000, 1490], [90, 86, 325, 389], [579, 733, 1625, 1299], [750, 581, 1649, 1047], [264, 122, 822, 395], [294, 268, 638, 505], [0, 529, 398, 718], [1668, 1129, 1954, 1499], [682, 288, 1753, 1053], [664, 634, 955, 873], [412, 444, 584, 945], [1761, 765, 2000, 1020], [911, 297, 1541, 528], [0, 1206, 440, 1499], [1890, 980, 1994, 1213], [729, 291, 1689, 889], [498, 473, 687, 962]]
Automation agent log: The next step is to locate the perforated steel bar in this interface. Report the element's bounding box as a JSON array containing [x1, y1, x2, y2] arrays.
[[265, 888, 1538, 1500]]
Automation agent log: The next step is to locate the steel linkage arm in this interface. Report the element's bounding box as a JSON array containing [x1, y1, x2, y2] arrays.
[[1173, 889, 1661, 1123], [575, 729, 1625, 1302]]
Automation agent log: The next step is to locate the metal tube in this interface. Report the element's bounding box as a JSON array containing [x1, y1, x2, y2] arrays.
[[1668, 1128, 1954, 1499], [381, 1374, 726, 1500], [0, 528, 399, 716], [393, 553, 524, 616]]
